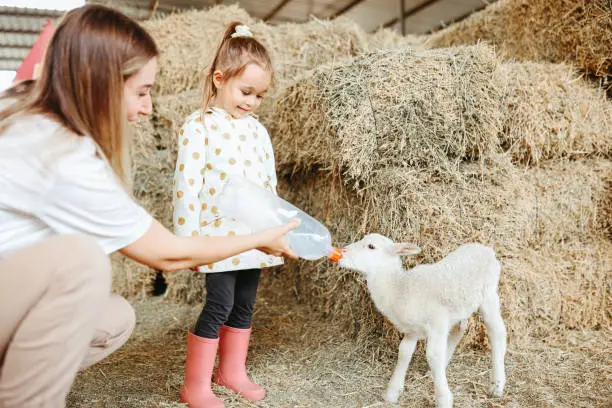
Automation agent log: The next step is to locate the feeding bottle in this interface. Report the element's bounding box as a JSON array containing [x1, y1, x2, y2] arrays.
[[212, 172, 342, 262]]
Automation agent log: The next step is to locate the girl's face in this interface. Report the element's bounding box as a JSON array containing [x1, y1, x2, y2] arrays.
[[124, 57, 157, 122], [213, 63, 271, 119]]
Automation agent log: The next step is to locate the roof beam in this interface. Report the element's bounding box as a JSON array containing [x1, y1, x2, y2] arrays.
[[330, 0, 367, 19], [0, 28, 47, 35], [264, 0, 293, 21], [0, 60, 21, 70], [383, 0, 440, 29], [0, 6, 64, 18], [149, 0, 159, 19], [399, 0, 405, 35]]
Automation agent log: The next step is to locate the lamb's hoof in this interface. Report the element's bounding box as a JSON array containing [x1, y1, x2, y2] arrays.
[[384, 388, 400, 404], [488, 381, 504, 397]]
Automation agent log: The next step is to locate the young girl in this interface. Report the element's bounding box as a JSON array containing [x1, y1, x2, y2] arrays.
[[173, 22, 282, 407]]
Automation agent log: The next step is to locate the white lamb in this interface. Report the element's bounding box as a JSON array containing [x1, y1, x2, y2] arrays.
[[337, 234, 506, 408]]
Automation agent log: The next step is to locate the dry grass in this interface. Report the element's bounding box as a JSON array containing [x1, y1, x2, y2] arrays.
[[268, 44, 504, 185], [253, 17, 367, 97], [106, 4, 612, 367], [498, 62, 612, 165], [142, 7, 407, 102], [428, 0, 612, 81], [366, 28, 426, 52], [114, 35, 612, 349], [67, 291, 611, 407], [274, 159, 611, 349], [142, 5, 255, 96]]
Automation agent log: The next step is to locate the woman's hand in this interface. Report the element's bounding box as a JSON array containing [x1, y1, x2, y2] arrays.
[[255, 220, 300, 259]]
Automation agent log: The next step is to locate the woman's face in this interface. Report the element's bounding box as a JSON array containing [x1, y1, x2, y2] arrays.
[[124, 57, 157, 122]]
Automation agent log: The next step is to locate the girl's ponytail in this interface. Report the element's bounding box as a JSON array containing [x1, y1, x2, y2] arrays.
[[201, 22, 244, 111]]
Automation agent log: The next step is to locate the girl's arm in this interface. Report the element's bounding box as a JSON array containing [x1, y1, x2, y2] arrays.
[[120, 218, 298, 271]]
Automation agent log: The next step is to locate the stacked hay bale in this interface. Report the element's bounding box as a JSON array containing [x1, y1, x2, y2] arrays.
[[427, 0, 612, 82], [113, 4, 611, 350], [366, 28, 426, 51], [497, 62, 612, 165], [142, 5, 255, 96], [267, 44, 612, 347], [270, 44, 504, 183], [113, 5, 416, 298]]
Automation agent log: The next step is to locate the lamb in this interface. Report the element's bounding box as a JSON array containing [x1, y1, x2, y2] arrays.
[[337, 234, 506, 408]]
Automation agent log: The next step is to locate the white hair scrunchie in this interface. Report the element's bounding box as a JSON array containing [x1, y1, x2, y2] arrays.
[[231, 25, 253, 38]]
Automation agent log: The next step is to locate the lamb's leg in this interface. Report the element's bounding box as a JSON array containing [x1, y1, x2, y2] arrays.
[[426, 329, 453, 408], [480, 292, 506, 397], [384, 335, 417, 403], [446, 320, 467, 367]]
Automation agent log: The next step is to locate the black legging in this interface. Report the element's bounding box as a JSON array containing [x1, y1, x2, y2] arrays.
[[194, 268, 261, 339]]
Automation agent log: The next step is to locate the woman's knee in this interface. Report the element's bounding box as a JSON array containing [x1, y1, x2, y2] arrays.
[[80, 295, 135, 369], [109, 295, 136, 337]]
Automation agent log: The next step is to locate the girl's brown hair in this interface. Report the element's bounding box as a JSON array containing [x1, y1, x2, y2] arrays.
[[0, 4, 158, 184], [202, 22, 273, 110]]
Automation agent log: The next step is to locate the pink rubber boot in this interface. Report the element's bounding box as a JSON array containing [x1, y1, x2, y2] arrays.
[[180, 332, 225, 408], [213, 325, 265, 401]]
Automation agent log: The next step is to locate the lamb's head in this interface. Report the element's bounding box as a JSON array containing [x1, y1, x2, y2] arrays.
[[338, 233, 421, 278]]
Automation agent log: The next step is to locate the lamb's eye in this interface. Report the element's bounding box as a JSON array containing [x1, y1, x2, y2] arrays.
[[368, 244, 376, 250]]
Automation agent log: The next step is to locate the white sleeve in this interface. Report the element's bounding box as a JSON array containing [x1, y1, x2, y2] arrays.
[[41, 147, 153, 255], [173, 115, 207, 237]]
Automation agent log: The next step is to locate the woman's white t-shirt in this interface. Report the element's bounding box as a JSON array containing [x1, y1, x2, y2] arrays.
[[0, 114, 152, 259]]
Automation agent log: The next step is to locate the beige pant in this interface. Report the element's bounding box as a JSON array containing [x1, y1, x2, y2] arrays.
[[0, 235, 136, 408]]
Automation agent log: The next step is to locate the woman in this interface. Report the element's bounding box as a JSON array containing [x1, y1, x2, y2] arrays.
[[0, 5, 297, 407]]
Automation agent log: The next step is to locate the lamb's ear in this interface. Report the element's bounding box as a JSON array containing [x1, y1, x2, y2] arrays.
[[391, 243, 421, 256]]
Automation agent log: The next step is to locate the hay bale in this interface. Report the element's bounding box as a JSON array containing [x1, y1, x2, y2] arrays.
[[110, 119, 165, 297], [111, 92, 202, 297], [110, 252, 156, 298], [151, 89, 201, 157], [128, 90, 201, 226], [144, 7, 372, 99], [143, 5, 255, 96], [602, 169, 612, 239], [498, 62, 612, 165], [366, 28, 426, 51], [253, 17, 368, 95], [269, 44, 504, 184], [427, 0, 612, 80], [277, 159, 611, 347]]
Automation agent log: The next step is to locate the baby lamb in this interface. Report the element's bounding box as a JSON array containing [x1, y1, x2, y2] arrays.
[[338, 234, 506, 408]]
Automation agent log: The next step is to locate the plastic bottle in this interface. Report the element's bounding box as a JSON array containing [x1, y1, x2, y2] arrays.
[[212, 172, 342, 262]]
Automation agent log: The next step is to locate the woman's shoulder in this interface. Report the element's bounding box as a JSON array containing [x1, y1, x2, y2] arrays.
[[0, 113, 90, 159], [0, 114, 113, 189]]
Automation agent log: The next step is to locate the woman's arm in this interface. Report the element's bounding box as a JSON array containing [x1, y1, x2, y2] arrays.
[[120, 218, 298, 272]]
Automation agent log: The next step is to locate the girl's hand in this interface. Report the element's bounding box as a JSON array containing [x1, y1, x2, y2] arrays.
[[255, 220, 300, 259]]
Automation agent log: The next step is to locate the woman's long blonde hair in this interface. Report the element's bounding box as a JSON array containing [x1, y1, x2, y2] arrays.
[[202, 22, 273, 111], [0, 4, 158, 184]]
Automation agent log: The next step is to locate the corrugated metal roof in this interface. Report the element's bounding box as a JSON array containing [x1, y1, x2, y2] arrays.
[[0, 0, 493, 71], [0, 6, 63, 70]]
